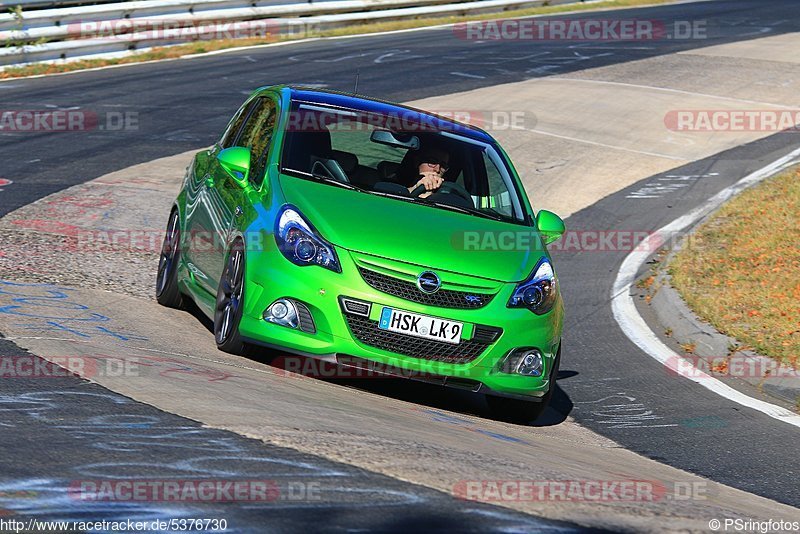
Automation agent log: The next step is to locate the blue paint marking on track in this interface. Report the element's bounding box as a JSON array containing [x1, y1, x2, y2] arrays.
[[420, 408, 528, 444], [0, 280, 148, 342]]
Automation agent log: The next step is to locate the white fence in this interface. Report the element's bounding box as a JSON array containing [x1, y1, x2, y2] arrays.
[[1, 0, 582, 67]]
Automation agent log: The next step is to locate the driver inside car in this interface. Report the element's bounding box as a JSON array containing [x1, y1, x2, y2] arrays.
[[407, 147, 450, 198]]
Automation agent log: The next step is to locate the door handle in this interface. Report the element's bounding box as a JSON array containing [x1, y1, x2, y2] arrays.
[[234, 206, 243, 218]]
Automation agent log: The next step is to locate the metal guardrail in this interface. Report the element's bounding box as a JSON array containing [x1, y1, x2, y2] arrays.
[[1, 0, 122, 11], [1, 0, 457, 32], [1, 0, 581, 67]]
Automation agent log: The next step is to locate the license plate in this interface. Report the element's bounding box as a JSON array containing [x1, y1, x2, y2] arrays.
[[378, 307, 463, 344]]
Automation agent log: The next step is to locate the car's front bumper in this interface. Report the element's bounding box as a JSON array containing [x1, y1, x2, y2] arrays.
[[238, 244, 563, 399]]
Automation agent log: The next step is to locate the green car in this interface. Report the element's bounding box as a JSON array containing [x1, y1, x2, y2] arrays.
[[156, 86, 565, 421]]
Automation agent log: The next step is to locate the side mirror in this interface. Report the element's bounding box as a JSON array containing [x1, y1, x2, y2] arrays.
[[536, 210, 565, 245], [217, 147, 251, 185]]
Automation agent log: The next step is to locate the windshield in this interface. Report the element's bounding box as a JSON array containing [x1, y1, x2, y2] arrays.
[[279, 101, 528, 224]]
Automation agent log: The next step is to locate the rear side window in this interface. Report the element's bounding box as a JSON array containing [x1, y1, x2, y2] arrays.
[[220, 100, 256, 149], [238, 97, 278, 189]]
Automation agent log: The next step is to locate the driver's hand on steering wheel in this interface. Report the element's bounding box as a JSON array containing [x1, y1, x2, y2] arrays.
[[410, 172, 443, 196]]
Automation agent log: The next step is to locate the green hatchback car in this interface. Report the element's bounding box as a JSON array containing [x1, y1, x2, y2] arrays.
[[156, 86, 565, 421]]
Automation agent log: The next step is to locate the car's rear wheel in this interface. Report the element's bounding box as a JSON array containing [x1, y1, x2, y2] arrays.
[[214, 241, 247, 354], [156, 210, 185, 308], [486, 346, 561, 424]]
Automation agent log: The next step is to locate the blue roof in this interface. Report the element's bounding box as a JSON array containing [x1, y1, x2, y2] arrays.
[[283, 86, 496, 144]]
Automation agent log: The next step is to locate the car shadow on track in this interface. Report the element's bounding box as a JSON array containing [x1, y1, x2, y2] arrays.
[[255, 350, 577, 428], [184, 302, 575, 427]]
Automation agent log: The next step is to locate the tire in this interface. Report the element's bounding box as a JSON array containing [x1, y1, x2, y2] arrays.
[[214, 241, 247, 354], [486, 346, 561, 424], [156, 210, 185, 308]]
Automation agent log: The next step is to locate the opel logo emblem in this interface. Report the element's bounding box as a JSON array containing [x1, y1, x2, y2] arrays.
[[416, 271, 441, 294]]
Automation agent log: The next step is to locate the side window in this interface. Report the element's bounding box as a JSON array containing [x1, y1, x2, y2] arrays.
[[479, 151, 514, 218], [238, 97, 278, 189], [220, 100, 256, 149]]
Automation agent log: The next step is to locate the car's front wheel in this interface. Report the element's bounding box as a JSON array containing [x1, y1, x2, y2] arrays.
[[486, 347, 561, 424], [156, 210, 185, 309], [214, 241, 247, 354]]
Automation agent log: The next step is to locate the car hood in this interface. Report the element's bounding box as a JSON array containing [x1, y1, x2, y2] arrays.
[[279, 174, 543, 283]]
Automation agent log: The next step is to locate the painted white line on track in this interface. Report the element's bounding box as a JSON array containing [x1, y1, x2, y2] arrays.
[[451, 71, 486, 79], [518, 126, 687, 161], [551, 78, 799, 109], [611, 147, 800, 429]]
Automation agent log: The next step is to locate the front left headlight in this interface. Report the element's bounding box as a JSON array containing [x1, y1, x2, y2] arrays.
[[507, 257, 557, 315], [275, 205, 341, 273]]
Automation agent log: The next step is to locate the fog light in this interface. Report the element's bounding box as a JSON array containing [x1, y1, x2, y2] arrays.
[[517, 350, 543, 377], [264, 299, 299, 328], [517, 350, 544, 376], [499, 349, 544, 377], [271, 301, 288, 319]]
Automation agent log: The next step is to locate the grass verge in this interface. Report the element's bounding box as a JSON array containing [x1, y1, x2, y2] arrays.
[[669, 166, 800, 368], [1, 0, 679, 79]]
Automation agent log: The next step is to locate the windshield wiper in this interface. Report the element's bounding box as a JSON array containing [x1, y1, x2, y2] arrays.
[[370, 190, 416, 201], [311, 172, 357, 190], [283, 167, 358, 191], [427, 201, 505, 221], [481, 207, 509, 220]]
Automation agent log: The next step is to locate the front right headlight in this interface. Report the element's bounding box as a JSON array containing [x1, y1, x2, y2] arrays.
[[275, 205, 341, 273], [507, 257, 557, 315]]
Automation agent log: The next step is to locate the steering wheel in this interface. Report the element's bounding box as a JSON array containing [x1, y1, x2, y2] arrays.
[[409, 183, 427, 197], [437, 181, 473, 205], [410, 181, 473, 203], [312, 158, 350, 184]]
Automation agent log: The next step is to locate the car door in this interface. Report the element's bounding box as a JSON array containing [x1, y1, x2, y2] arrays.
[[184, 99, 255, 294], [203, 95, 279, 288]]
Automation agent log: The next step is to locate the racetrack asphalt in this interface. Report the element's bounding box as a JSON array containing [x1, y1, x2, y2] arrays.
[[2, 0, 800, 219], [1, 0, 799, 526], [0, 339, 586, 531]]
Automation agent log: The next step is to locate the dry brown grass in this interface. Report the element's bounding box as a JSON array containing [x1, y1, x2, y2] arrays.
[[669, 166, 800, 368]]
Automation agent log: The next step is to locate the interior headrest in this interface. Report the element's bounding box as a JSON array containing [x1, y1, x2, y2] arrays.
[[331, 150, 358, 173], [377, 160, 400, 178]]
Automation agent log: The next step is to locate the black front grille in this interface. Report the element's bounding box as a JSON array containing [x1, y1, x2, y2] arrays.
[[473, 325, 502, 343], [358, 267, 495, 309], [343, 313, 499, 364]]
